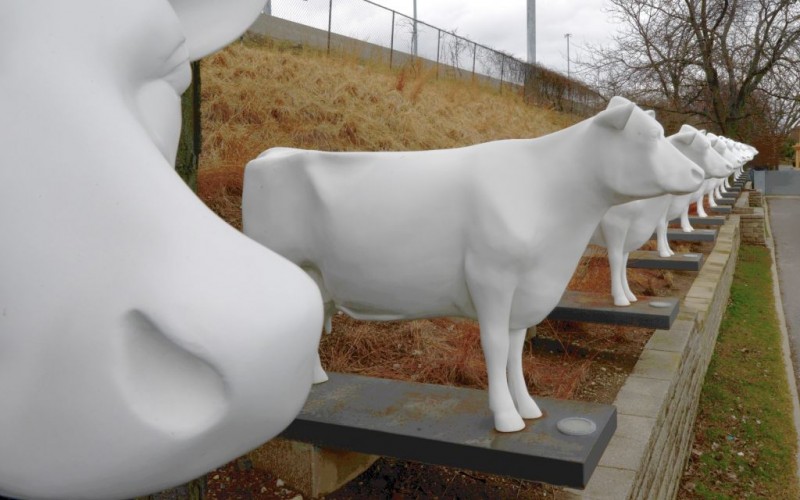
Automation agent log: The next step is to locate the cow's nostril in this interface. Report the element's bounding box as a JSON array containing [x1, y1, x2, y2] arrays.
[[117, 310, 228, 438]]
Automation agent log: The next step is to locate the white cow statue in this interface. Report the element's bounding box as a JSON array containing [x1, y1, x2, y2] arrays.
[[243, 96, 704, 433], [0, 2, 323, 499], [590, 123, 731, 306]]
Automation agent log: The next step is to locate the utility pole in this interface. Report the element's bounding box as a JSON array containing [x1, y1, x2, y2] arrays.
[[412, 0, 418, 57], [564, 33, 572, 79], [527, 0, 536, 64]]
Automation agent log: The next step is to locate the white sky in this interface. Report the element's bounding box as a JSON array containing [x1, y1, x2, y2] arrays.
[[367, 0, 620, 74]]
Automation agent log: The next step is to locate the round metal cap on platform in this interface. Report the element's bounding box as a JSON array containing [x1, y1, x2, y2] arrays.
[[556, 417, 597, 436], [649, 301, 672, 308], [683, 253, 701, 258]]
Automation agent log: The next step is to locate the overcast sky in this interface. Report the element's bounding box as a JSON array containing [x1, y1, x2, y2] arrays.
[[270, 0, 621, 75], [357, 0, 620, 73]]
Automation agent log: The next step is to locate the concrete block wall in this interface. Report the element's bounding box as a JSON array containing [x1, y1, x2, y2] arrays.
[[567, 217, 740, 499], [749, 191, 763, 207], [739, 209, 766, 246]]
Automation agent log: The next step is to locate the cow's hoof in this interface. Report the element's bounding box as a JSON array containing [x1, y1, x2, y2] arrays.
[[517, 398, 543, 419], [494, 411, 526, 433], [658, 250, 672, 258], [626, 293, 638, 303], [613, 297, 631, 307]]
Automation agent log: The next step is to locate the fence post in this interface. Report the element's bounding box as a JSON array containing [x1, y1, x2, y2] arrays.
[[499, 55, 505, 92], [471, 43, 477, 82], [436, 29, 441, 79], [326, 0, 333, 54], [389, 11, 395, 69]]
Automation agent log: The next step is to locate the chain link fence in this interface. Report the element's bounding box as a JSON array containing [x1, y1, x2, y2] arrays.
[[258, 0, 604, 116]]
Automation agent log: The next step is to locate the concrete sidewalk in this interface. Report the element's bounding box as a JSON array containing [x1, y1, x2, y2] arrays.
[[765, 196, 800, 480]]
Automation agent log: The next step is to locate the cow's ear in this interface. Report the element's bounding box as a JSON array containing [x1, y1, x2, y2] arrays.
[[644, 110, 656, 118], [168, 0, 264, 60], [606, 95, 632, 109], [679, 124, 698, 134], [594, 101, 635, 130], [673, 130, 696, 146]]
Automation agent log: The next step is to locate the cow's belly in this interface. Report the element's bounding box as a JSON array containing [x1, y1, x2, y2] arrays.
[[318, 248, 474, 321]]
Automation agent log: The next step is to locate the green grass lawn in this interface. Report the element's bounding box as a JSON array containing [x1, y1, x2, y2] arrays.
[[680, 245, 799, 498]]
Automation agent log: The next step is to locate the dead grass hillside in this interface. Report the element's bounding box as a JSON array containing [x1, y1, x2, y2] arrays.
[[197, 36, 579, 227]]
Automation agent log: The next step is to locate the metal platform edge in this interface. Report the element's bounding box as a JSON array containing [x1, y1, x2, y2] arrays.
[[709, 205, 732, 214], [651, 228, 717, 242], [670, 215, 726, 226], [280, 372, 617, 488], [548, 290, 679, 329], [627, 250, 704, 271]]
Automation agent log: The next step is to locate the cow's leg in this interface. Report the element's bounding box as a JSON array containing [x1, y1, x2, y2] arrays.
[[466, 263, 522, 432], [622, 252, 637, 303], [507, 328, 542, 419], [300, 269, 334, 384], [313, 302, 336, 384], [680, 205, 694, 232], [313, 353, 328, 384], [657, 216, 674, 257], [697, 197, 708, 217], [606, 233, 630, 307], [707, 190, 717, 207]]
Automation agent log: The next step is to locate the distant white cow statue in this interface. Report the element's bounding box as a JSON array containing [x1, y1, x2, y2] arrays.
[[0, 2, 323, 499], [679, 133, 737, 220], [590, 123, 731, 306], [243, 96, 704, 432]]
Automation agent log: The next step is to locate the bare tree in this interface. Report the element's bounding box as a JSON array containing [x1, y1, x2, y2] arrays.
[[582, 0, 800, 139]]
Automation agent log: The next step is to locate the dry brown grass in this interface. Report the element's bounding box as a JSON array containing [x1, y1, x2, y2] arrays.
[[320, 314, 596, 401], [197, 37, 578, 228]]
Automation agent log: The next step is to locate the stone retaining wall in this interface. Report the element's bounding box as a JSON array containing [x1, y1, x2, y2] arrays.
[[567, 217, 740, 499], [739, 210, 766, 246], [749, 191, 763, 207]]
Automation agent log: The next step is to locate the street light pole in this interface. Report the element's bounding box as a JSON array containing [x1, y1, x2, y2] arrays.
[[564, 33, 572, 79], [527, 0, 536, 64], [412, 0, 418, 57]]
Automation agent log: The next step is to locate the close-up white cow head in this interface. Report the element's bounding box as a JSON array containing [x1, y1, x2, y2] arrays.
[[669, 124, 732, 179], [589, 97, 704, 202], [0, 2, 323, 499]]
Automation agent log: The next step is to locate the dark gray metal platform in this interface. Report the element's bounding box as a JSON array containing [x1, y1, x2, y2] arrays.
[[281, 372, 617, 488], [627, 250, 704, 271], [670, 215, 726, 226], [720, 191, 738, 199], [651, 228, 717, 242], [715, 197, 735, 205], [709, 205, 732, 214], [548, 290, 679, 329]]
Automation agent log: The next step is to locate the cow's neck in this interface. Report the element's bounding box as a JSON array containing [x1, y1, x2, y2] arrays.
[[522, 121, 613, 223]]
